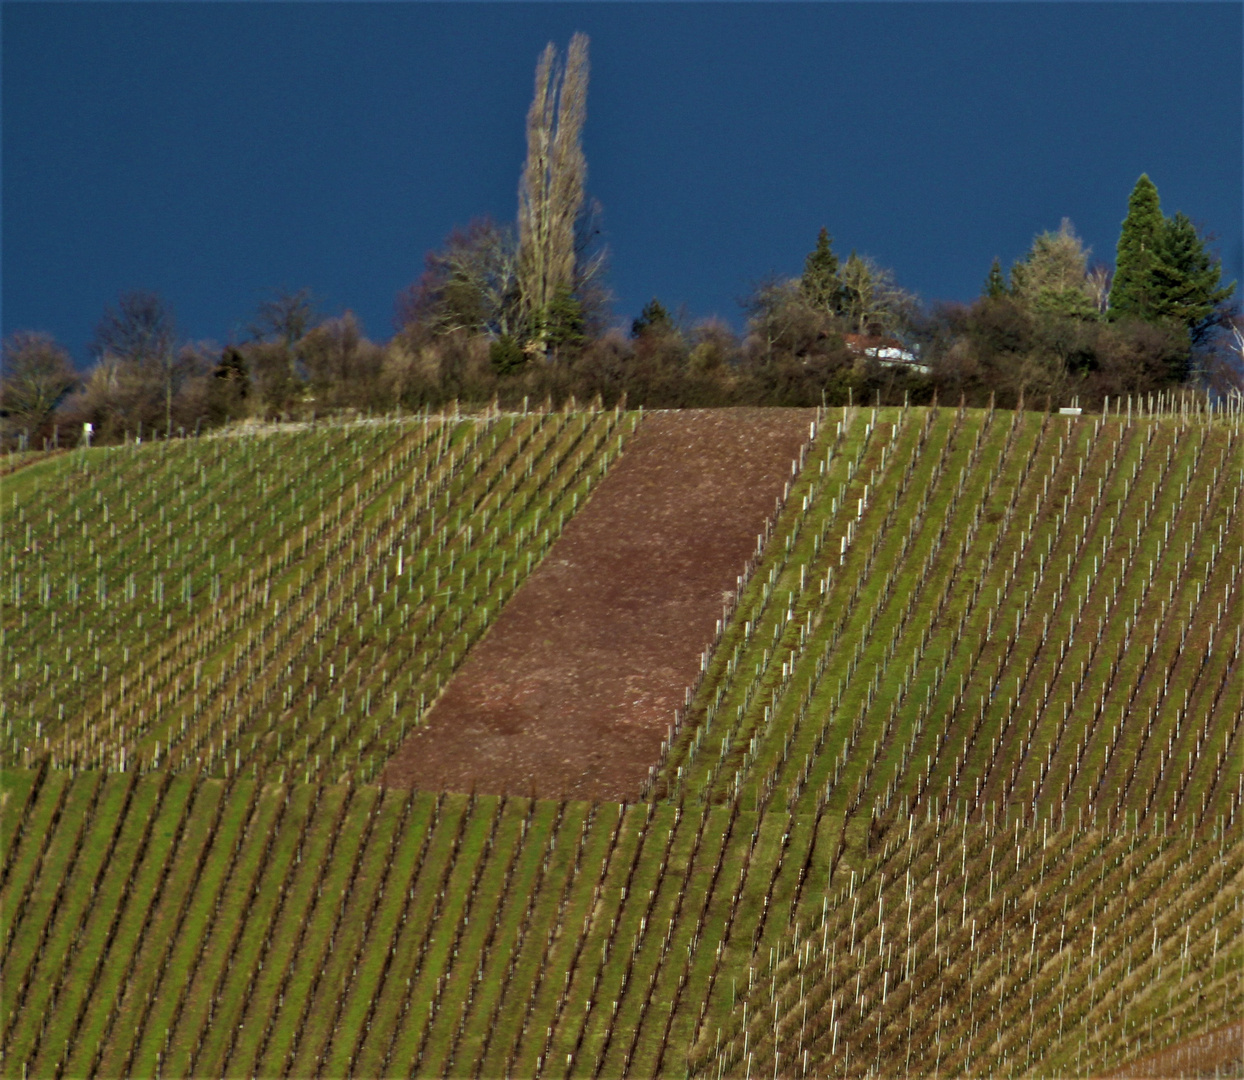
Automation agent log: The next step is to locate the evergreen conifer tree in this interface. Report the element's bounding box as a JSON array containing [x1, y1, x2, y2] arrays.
[[1109, 174, 1165, 319], [1009, 220, 1096, 319], [983, 257, 1008, 299], [543, 285, 587, 357], [489, 334, 527, 375], [631, 298, 674, 338], [800, 228, 844, 314], [1152, 211, 1235, 345], [1108, 175, 1235, 362]]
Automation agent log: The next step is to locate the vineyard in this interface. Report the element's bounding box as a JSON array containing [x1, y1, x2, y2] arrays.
[[695, 814, 1243, 1078], [2, 399, 1241, 1078], [5, 406, 633, 782]]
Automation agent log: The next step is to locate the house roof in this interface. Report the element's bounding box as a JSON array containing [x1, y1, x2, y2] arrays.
[[843, 333, 906, 353]]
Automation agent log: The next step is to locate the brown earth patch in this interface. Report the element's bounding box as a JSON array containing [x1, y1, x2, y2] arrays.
[[381, 407, 815, 801]]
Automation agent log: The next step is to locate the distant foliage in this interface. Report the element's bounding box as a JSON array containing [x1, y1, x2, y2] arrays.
[[7, 162, 1241, 450]]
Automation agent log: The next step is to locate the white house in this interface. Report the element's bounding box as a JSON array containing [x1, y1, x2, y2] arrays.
[[843, 334, 930, 375]]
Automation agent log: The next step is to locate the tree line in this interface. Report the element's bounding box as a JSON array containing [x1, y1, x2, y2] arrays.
[[2, 34, 1239, 449]]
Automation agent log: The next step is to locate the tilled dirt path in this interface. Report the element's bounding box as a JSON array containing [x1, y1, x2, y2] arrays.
[[381, 407, 815, 801]]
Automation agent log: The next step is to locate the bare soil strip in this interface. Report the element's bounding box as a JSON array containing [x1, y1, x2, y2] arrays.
[[381, 408, 815, 801]]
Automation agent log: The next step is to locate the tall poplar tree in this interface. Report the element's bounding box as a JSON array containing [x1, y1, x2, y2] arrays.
[[517, 34, 589, 355]]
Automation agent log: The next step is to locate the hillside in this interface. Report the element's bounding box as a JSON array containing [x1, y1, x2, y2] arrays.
[[1, 401, 1241, 1079]]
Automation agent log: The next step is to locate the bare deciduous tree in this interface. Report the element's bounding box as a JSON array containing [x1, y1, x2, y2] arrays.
[[745, 278, 821, 365], [1085, 263, 1113, 315], [0, 332, 78, 445], [91, 291, 180, 434], [838, 253, 918, 337], [397, 219, 521, 339], [300, 311, 387, 409], [92, 291, 176, 365], [251, 288, 320, 349]]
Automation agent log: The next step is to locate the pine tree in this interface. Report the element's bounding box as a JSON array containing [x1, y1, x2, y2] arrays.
[[543, 285, 587, 357], [1108, 175, 1235, 360], [1109, 174, 1165, 319], [1152, 211, 1235, 345], [632, 298, 674, 338], [800, 228, 844, 314], [489, 334, 527, 375], [982, 258, 1008, 299]]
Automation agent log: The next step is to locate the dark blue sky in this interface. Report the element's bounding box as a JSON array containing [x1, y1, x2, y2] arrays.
[[4, 2, 1241, 364]]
